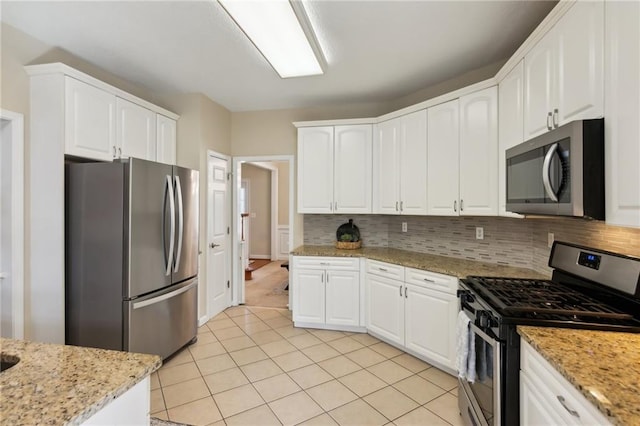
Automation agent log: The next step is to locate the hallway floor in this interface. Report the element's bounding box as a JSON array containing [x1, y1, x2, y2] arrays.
[[244, 261, 289, 309], [150, 306, 462, 426]]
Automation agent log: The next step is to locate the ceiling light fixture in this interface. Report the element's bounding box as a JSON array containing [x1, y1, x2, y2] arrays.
[[218, 0, 325, 78]]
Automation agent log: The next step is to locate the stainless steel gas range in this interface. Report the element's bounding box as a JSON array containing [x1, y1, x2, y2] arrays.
[[457, 241, 640, 426]]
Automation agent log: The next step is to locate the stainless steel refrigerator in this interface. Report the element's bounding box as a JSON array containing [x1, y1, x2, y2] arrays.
[[66, 158, 199, 359]]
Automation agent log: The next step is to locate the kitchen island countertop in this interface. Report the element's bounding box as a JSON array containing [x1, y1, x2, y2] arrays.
[[291, 245, 549, 279], [518, 326, 640, 426], [0, 338, 161, 425]]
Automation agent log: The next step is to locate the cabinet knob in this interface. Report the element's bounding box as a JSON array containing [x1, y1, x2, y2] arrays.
[[209, 243, 220, 248]]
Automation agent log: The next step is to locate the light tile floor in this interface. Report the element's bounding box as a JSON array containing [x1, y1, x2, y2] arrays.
[[151, 306, 462, 426]]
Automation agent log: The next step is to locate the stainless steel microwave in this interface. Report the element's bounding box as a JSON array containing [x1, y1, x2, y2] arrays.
[[505, 119, 604, 219]]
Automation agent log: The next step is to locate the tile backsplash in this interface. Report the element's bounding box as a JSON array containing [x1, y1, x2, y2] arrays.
[[303, 214, 640, 275]]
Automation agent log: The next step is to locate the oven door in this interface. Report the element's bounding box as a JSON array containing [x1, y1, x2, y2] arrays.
[[459, 317, 502, 426]]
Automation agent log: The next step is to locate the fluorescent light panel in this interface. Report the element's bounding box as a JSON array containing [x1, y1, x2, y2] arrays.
[[219, 0, 324, 78]]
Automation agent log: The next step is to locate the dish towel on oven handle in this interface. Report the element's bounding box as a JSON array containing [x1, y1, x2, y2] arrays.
[[456, 310, 476, 382]]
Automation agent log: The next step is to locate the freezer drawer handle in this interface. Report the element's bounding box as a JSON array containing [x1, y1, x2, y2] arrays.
[[174, 175, 184, 273], [132, 281, 197, 310]]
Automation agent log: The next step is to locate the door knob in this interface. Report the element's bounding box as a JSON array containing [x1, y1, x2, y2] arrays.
[[210, 243, 220, 248]]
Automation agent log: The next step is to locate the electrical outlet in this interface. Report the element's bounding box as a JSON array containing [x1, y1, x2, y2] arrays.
[[402, 222, 408, 233], [475, 227, 484, 240], [548, 232, 554, 248]]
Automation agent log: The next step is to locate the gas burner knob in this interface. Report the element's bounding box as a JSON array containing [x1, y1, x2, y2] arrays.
[[457, 289, 475, 304]]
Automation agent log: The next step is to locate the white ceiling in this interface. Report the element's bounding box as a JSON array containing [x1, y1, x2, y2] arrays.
[[1, 1, 556, 112]]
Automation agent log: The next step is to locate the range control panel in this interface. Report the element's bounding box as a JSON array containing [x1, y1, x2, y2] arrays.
[[578, 251, 601, 270]]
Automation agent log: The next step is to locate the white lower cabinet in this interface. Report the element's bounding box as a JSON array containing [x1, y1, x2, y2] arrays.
[[81, 377, 150, 425], [366, 260, 458, 372], [520, 340, 611, 426], [292, 256, 362, 331]]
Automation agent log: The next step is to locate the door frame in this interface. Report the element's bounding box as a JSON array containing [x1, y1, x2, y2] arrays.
[[232, 155, 294, 307], [204, 150, 232, 325], [243, 161, 279, 261], [0, 109, 25, 339]]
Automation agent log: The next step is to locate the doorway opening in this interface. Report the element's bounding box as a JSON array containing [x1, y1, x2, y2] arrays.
[[0, 110, 25, 339], [232, 156, 294, 310]]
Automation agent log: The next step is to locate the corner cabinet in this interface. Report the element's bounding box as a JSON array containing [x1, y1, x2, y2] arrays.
[[297, 124, 372, 214], [292, 256, 364, 331], [524, 0, 604, 140], [366, 259, 458, 373], [604, 0, 640, 229], [426, 87, 498, 216], [520, 340, 611, 426], [373, 110, 428, 215]]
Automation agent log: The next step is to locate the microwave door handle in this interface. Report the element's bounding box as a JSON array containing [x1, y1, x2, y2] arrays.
[[542, 143, 559, 202]]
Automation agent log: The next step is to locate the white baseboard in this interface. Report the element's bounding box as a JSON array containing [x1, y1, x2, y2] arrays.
[[198, 315, 209, 327], [249, 254, 271, 260]]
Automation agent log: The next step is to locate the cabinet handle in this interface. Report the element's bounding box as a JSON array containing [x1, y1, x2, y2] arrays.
[[321, 273, 324, 283], [330, 202, 333, 211], [400, 201, 403, 212], [454, 200, 457, 212], [320, 262, 330, 266], [556, 396, 580, 418], [404, 287, 407, 298], [460, 199, 464, 211], [399, 285, 402, 297], [113, 146, 117, 158], [395, 201, 399, 211], [423, 278, 435, 283], [326, 273, 329, 283], [547, 112, 553, 130], [118, 147, 122, 157], [553, 108, 559, 128], [334, 201, 337, 211], [378, 267, 388, 272]]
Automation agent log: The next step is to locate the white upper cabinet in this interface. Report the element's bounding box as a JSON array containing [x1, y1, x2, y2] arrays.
[[65, 77, 116, 161], [297, 124, 372, 214], [459, 86, 498, 216], [156, 114, 177, 165], [297, 126, 334, 214], [334, 125, 373, 214], [373, 110, 427, 215], [373, 119, 401, 214], [524, 0, 604, 140], [605, 0, 640, 228], [427, 99, 459, 216], [498, 61, 525, 218], [116, 97, 157, 161]]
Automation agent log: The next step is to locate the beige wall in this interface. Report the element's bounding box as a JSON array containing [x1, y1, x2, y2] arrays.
[[242, 164, 271, 257]]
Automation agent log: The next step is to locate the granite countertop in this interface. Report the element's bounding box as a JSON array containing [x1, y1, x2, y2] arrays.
[[291, 245, 549, 280], [518, 326, 640, 425], [0, 338, 161, 425]]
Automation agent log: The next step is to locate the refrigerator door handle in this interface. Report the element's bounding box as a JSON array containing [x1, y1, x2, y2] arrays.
[[132, 280, 197, 310], [174, 175, 184, 273], [165, 175, 176, 276]]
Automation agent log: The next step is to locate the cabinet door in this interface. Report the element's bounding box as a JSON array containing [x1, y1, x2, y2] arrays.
[[556, 0, 604, 125], [459, 86, 498, 216], [156, 114, 177, 165], [605, 0, 640, 228], [373, 119, 401, 214], [293, 268, 325, 324], [405, 284, 457, 369], [524, 32, 555, 140], [116, 98, 157, 161], [399, 110, 428, 215], [297, 127, 334, 213], [366, 274, 404, 346], [334, 125, 372, 214], [427, 100, 459, 216], [64, 77, 116, 161], [325, 270, 360, 327], [520, 373, 565, 426], [498, 61, 525, 218]]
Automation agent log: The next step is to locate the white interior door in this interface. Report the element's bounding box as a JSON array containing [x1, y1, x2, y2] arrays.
[[207, 153, 231, 319]]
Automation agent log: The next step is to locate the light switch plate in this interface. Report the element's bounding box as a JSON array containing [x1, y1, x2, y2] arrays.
[[476, 227, 484, 240]]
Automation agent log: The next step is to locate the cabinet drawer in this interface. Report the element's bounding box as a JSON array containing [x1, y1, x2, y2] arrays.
[[405, 267, 458, 294], [520, 340, 611, 425], [293, 256, 360, 271], [366, 259, 404, 281]]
